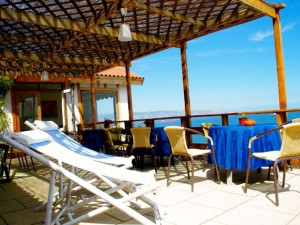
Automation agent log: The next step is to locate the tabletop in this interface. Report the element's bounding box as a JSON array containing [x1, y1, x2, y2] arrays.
[[208, 123, 282, 170]]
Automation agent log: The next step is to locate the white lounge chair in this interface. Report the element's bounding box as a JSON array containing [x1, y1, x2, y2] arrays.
[[0, 130, 163, 225], [25, 120, 144, 218], [25, 120, 134, 168]]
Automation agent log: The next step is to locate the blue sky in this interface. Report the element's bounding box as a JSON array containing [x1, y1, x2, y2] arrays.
[[130, 0, 300, 114]]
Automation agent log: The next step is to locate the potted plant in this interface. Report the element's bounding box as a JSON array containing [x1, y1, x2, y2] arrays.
[[104, 118, 113, 128], [0, 76, 13, 133], [144, 119, 154, 128], [239, 114, 247, 125]]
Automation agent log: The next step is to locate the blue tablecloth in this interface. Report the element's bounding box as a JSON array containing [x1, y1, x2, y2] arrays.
[[82, 127, 172, 157], [208, 123, 282, 170], [82, 129, 106, 152], [152, 127, 171, 157]]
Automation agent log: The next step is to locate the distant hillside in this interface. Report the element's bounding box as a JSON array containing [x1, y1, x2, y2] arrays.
[[133, 110, 217, 119], [100, 109, 223, 121]]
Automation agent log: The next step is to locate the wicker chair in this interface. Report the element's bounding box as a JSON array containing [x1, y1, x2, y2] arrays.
[[244, 122, 300, 206], [130, 127, 157, 172], [164, 126, 220, 192]]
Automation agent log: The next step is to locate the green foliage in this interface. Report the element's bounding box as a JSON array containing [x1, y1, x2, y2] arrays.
[[0, 76, 13, 99], [104, 118, 113, 128], [0, 76, 14, 133], [240, 114, 247, 118], [144, 119, 153, 127]]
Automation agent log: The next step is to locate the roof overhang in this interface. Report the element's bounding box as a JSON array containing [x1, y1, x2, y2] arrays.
[[0, 0, 285, 80]]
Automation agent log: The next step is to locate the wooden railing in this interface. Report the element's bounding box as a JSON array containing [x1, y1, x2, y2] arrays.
[[77, 107, 300, 146], [83, 108, 300, 130]]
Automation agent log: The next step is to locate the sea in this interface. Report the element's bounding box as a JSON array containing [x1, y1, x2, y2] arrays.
[[133, 111, 300, 144]]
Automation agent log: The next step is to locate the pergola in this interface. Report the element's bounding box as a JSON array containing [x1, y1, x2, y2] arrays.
[[0, 0, 287, 125]]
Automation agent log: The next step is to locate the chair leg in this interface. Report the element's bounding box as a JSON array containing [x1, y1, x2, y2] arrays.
[[210, 152, 220, 184], [282, 160, 287, 187], [267, 165, 271, 180], [134, 155, 139, 169], [152, 154, 157, 173], [23, 155, 30, 170], [244, 156, 252, 193], [8, 147, 13, 175], [167, 155, 173, 187], [140, 154, 144, 169], [185, 156, 190, 180], [190, 156, 194, 192], [202, 155, 207, 172], [30, 156, 36, 172], [273, 162, 279, 206]]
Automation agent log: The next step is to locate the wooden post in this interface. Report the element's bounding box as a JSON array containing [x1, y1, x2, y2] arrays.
[[70, 83, 76, 134], [62, 82, 69, 133], [221, 115, 229, 126], [125, 61, 133, 128], [181, 41, 191, 127], [273, 8, 287, 123], [90, 74, 96, 129]]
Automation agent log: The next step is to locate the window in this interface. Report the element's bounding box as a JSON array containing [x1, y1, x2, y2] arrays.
[[82, 91, 117, 124]]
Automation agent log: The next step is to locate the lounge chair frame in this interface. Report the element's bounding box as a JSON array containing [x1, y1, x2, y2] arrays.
[[0, 132, 163, 225]]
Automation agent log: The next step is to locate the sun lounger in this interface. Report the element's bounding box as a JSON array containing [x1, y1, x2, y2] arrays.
[[0, 130, 163, 225], [25, 120, 134, 168], [25, 120, 144, 218]]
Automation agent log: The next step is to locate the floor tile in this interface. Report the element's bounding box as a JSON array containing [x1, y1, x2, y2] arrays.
[[188, 190, 251, 210], [212, 204, 294, 225], [162, 201, 223, 225]]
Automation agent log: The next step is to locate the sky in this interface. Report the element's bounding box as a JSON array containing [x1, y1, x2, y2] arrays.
[[130, 0, 300, 114]]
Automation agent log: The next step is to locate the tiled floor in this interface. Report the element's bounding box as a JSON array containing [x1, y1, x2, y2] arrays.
[[1, 157, 300, 225]]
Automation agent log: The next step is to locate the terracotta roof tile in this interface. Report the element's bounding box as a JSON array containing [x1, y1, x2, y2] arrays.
[[96, 67, 144, 80]]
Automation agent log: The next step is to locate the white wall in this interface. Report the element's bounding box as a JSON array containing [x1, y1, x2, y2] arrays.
[[118, 85, 129, 121], [63, 85, 80, 133], [4, 91, 13, 134]]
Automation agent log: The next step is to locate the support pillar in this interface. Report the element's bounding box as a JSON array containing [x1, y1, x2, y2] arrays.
[[181, 41, 191, 128], [273, 8, 287, 124], [125, 61, 133, 128]]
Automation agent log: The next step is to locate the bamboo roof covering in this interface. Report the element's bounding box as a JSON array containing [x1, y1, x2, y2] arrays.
[[0, 0, 285, 80]]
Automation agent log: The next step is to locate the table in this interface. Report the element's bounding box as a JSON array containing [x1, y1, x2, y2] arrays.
[[208, 123, 281, 184], [82, 129, 107, 152], [151, 127, 171, 157], [81, 127, 172, 159]]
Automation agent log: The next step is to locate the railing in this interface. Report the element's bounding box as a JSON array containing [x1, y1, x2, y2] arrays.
[[83, 108, 300, 129], [78, 108, 300, 145]]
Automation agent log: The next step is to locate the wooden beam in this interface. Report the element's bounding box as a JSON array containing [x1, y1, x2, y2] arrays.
[[52, 2, 120, 54], [92, 25, 165, 45], [133, 2, 204, 26], [0, 51, 108, 66], [236, 0, 279, 18], [0, 69, 79, 78], [0, 32, 126, 54], [0, 60, 102, 71], [14, 76, 71, 83], [0, 32, 59, 45], [181, 6, 264, 42], [0, 7, 166, 46]]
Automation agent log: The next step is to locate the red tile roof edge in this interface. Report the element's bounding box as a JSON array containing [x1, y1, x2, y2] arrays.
[[96, 67, 144, 80]]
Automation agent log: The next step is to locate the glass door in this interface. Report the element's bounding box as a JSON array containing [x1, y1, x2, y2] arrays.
[[15, 92, 40, 131]]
